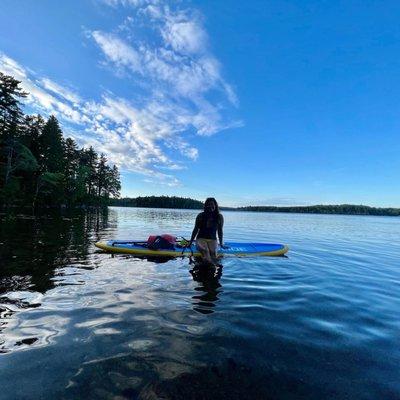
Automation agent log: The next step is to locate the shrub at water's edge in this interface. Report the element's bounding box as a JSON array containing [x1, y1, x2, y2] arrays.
[[111, 196, 400, 216], [0, 72, 121, 211]]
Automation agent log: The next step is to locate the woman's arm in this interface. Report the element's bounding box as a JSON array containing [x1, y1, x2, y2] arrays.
[[217, 214, 224, 246], [189, 214, 201, 244]]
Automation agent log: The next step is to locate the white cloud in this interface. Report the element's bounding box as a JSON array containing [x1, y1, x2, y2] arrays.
[[91, 0, 241, 134], [40, 78, 81, 104], [0, 54, 27, 80], [91, 31, 143, 73], [101, 0, 153, 7], [162, 19, 208, 55]]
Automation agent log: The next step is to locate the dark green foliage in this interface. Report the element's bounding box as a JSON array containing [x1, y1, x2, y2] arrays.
[[236, 205, 400, 217], [40, 115, 65, 173], [96, 153, 107, 197], [108, 165, 121, 198], [94, 154, 121, 204], [33, 172, 64, 210], [0, 72, 121, 211], [110, 195, 203, 209], [0, 139, 38, 205], [110, 196, 399, 216], [20, 115, 45, 161], [63, 137, 80, 205], [0, 73, 33, 205], [80, 146, 98, 197], [2, 139, 38, 179], [0, 72, 27, 135]]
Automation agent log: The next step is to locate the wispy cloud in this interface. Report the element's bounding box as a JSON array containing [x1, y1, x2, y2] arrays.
[[101, 0, 149, 7], [0, 53, 84, 125], [90, 29, 239, 135], [40, 78, 81, 104], [91, 0, 241, 134], [0, 0, 240, 186]]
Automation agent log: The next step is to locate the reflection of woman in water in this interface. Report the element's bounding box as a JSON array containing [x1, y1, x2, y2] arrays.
[[189, 198, 225, 266], [190, 262, 223, 315]]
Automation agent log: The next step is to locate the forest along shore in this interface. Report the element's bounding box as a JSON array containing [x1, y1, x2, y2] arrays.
[[109, 196, 400, 217], [0, 72, 121, 212]]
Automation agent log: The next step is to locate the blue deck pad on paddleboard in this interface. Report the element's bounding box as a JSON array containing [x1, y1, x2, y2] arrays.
[[95, 240, 289, 257]]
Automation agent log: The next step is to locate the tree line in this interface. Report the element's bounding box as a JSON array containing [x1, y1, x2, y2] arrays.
[[110, 196, 400, 216], [0, 72, 121, 211], [110, 195, 204, 209], [234, 204, 400, 216]]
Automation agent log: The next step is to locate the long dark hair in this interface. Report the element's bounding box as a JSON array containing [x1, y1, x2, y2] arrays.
[[204, 197, 220, 217]]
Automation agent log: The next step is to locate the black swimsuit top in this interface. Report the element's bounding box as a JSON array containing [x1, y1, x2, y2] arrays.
[[196, 212, 221, 240]]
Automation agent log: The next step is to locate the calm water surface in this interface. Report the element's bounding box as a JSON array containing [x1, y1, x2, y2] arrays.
[[0, 207, 399, 399]]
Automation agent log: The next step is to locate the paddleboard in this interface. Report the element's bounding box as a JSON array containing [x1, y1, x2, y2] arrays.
[[95, 240, 288, 257]]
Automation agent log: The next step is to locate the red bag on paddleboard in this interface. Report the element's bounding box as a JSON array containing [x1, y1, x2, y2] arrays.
[[147, 234, 176, 250]]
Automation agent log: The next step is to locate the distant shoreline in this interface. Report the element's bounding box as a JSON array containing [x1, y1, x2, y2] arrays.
[[109, 196, 400, 217], [233, 205, 400, 217]]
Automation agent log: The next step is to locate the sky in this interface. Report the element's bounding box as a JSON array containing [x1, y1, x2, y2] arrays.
[[1, 0, 399, 207]]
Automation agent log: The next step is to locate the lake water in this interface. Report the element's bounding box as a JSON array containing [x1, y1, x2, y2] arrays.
[[0, 207, 399, 399]]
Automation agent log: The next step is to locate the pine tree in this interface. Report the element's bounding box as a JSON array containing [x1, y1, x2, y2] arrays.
[[40, 115, 65, 173], [0, 72, 27, 137], [108, 165, 121, 198], [82, 146, 98, 199], [64, 137, 79, 204], [20, 114, 45, 162], [0, 73, 33, 200], [96, 153, 108, 198]]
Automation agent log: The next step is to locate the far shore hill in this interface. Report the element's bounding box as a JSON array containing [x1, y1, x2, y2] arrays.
[[109, 196, 400, 217]]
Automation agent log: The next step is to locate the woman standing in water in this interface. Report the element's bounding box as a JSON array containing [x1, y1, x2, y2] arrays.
[[189, 198, 225, 265]]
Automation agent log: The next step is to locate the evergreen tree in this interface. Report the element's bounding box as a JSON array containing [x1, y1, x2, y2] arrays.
[[0, 72, 27, 136], [40, 115, 65, 173], [94, 155, 121, 203], [75, 163, 90, 205], [81, 146, 98, 199], [20, 114, 45, 162], [1, 141, 38, 185], [63, 137, 79, 204], [96, 153, 108, 198], [0, 73, 35, 204], [109, 165, 121, 198], [32, 172, 64, 211]]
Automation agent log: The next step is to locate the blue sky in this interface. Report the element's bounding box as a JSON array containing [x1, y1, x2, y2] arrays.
[[1, 0, 399, 207]]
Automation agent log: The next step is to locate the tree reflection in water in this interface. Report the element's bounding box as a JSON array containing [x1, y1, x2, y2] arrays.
[[0, 210, 108, 352]]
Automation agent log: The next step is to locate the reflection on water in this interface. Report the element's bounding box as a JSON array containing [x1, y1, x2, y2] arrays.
[[109, 254, 175, 264], [0, 210, 107, 352], [0, 211, 107, 293], [0, 207, 400, 399], [190, 261, 223, 314]]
